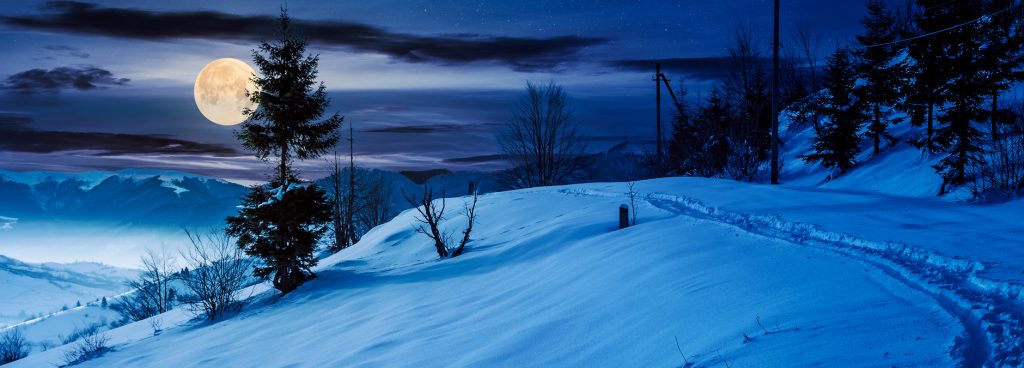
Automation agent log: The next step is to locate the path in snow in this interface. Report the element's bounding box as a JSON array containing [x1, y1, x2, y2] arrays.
[[555, 181, 1021, 367]]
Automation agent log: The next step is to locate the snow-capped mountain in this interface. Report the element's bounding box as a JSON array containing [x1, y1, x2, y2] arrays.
[[0, 169, 248, 227]]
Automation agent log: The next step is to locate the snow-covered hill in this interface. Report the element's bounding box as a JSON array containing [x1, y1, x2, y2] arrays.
[[0, 255, 135, 328], [10, 177, 1021, 367]]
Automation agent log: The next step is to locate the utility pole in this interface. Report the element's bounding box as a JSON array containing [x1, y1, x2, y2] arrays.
[[347, 124, 355, 245], [655, 62, 663, 158], [770, 0, 781, 184]]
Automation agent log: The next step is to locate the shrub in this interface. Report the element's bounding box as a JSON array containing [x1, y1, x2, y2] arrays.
[[179, 229, 253, 320], [61, 332, 110, 367], [0, 328, 29, 365]]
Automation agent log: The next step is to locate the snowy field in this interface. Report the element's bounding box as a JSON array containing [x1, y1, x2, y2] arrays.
[[11, 177, 1016, 367]]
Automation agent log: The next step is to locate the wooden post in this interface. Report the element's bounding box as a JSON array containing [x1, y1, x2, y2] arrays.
[[468, 181, 476, 195], [619, 204, 629, 229]]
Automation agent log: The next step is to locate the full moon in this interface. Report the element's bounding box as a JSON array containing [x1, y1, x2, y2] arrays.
[[194, 58, 259, 126]]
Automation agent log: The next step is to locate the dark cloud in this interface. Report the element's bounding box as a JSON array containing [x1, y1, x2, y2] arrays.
[[0, 115, 239, 156], [3, 1, 608, 71], [611, 57, 771, 81], [441, 154, 507, 164], [1, 65, 129, 95], [365, 123, 488, 134], [43, 45, 90, 58]]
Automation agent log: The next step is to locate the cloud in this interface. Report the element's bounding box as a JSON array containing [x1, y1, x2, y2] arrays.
[[1, 65, 129, 94], [365, 123, 491, 134], [0, 216, 17, 230], [610, 57, 772, 81], [43, 45, 91, 59], [0, 115, 239, 156], [441, 154, 507, 164], [3, 1, 609, 71]]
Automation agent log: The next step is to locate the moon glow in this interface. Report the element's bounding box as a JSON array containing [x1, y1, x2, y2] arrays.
[[194, 58, 258, 126]]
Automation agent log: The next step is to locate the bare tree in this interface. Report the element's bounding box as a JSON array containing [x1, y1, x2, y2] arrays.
[[498, 82, 588, 188], [358, 171, 394, 232], [793, 22, 823, 134], [0, 328, 29, 365], [111, 248, 177, 322], [403, 185, 478, 258], [179, 229, 253, 320], [451, 187, 478, 257], [326, 152, 357, 252], [403, 186, 450, 258], [724, 20, 772, 182]]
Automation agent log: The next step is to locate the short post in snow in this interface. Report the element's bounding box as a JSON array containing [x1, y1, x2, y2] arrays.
[[467, 181, 476, 195], [619, 204, 630, 229]]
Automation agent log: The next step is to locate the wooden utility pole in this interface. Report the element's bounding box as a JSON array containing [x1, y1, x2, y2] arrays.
[[655, 62, 663, 158], [770, 0, 781, 184], [347, 124, 356, 245]]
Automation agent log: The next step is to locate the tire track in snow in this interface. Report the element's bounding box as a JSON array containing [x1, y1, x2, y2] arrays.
[[554, 188, 995, 367]]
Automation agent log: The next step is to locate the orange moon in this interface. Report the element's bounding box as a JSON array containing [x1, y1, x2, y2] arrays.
[[194, 58, 258, 126]]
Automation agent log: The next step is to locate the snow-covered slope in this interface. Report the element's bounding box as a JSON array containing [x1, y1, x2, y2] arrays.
[[779, 110, 971, 200], [0, 255, 135, 327], [13, 178, 1015, 367]]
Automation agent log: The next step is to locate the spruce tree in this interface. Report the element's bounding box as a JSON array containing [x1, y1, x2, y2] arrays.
[[694, 89, 733, 177], [979, 0, 1022, 141], [226, 9, 342, 294], [856, 0, 904, 156], [931, 0, 989, 193], [666, 83, 695, 174], [666, 86, 733, 178], [804, 48, 868, 175], [907, 0, 950, 152]]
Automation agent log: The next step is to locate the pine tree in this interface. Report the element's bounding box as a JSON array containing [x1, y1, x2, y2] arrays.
[[805, 48, 869, 174], [930, 0, 990, 193], [666, 83, 695, 173], [856, 0, 904, 156], [226, 9, 342, 294], [694, 89, 733, 177], [979, 0, 1022, 141], [907, 0, 951, 152]]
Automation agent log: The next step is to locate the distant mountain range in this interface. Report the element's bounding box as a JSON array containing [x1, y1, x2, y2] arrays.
[[0, 169, 249, 228]]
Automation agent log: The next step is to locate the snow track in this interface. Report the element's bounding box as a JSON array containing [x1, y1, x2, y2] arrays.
[[557, 187, 1022, 367]]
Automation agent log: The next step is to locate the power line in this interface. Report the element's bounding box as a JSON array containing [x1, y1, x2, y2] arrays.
[[861, 1, 1021, 49]]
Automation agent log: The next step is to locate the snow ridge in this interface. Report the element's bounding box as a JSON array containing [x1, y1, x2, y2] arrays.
[[559, 187, 1022, 367]]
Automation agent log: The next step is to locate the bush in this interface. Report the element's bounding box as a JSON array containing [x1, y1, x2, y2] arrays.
[[179, 229, 253, 320], [971, 117, 1024, 200], [58, 323, 103, 345], [0, 328, 29, 365], [111, 248, 178, 323], [61, 332, 110, 367]]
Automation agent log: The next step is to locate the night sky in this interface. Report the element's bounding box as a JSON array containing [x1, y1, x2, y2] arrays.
[[0, 0, 867, 182]]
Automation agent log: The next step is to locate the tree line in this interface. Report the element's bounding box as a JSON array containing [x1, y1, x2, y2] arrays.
[[666, 0, 1024, 197]]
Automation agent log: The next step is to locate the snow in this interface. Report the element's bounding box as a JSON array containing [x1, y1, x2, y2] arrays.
[[780, 109, 973, 200], [0, 256, 135, 327], [0, 168, 206, 194], [9, 179, 989, 367]]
